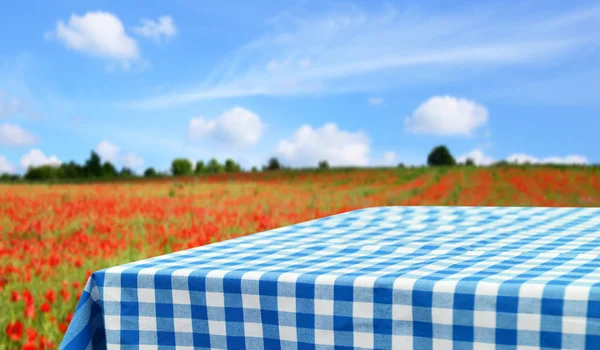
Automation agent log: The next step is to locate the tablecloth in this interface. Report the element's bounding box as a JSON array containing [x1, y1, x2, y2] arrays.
[[59, 206, 600, 349]]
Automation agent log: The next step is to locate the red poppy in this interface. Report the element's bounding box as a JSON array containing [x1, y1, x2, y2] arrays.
[[60, 288, 71, 302], [58, 322, 69, 334], [10, 291, 21, 302], [5, 321, 23, 342], [22, 341, 36, 350], [44, 289, 56, 304], [38, 336, 53, 349], [26, 327, 37, 341], [24, 305, 35, 319], [66, 312, 74, 323], [40, 302, 51, 313], [22, 290, 34, 305]]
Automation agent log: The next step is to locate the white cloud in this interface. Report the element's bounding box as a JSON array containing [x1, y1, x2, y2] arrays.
[[122, 152, 144, 169], [0, 155, 15, 173], [95, 140, 120, 162], [49, 11, 139, 65], [405, 96, 488, 136], [275, 123, 370, 167], [506, 153, 588, 165], [0, 91, 21, 116], [457, 149, 494, 165], [125, 4, 596, 109], [0, 124, 37, 147], [189, 107, 264, 146], [94, 140, 144, 168], [368, 96, 384, 106], [132, 16, 176, 43], [20, 149, 61, 169]]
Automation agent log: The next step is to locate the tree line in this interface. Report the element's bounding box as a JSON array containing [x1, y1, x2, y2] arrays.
[[0, 145, 591, 183], [0, 151, 292, 182]]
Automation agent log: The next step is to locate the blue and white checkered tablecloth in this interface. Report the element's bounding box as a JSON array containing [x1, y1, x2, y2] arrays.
[[60, 206, 600, 350]]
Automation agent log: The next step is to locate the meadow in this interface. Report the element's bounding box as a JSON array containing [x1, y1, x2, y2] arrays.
[[1, 166, 600, 349]]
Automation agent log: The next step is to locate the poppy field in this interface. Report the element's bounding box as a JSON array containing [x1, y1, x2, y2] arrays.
[[1, 166, 600, 349]]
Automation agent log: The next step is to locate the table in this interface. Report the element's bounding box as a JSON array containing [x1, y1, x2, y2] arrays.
[[60, 206, 600, 349]]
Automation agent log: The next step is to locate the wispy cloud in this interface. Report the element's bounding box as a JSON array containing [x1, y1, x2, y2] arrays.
[[132, 16, 177, 43], [124, 3, 599, 109]]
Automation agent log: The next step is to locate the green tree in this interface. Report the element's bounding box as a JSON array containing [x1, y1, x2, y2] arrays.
[[224, 158, 241, 173], [171, 158, 193, 176], [397, 163, 405, 168], [84, 151, 103, 177], [465, 158, 475, 166], [194, 161, 205, 174], [0, 173, 19, 182], [318, 160, 329, 170], [206, 158, 224, 173], [102, 162, 118, 177], [144, 167, 157, 177], [24, 165, 64, 181], [427, 145, 456, 166], [60, 161, 83, 179], [264, 157, 281, 171], [120, 167, 134, 177], [251, 166, 258, 173]]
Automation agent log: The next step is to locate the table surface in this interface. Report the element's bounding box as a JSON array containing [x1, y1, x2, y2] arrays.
[[60, 206, 600, 349]]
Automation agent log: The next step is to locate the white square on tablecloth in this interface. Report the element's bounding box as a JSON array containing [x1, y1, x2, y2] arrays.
[[353, 302, 373, 318], [315, 299, 334, 316], [242, 293, 261, 309], [475, 281, 500, 297], [392, 304, 412, 321], [138, 288, 155, 303], [563, 316, 587, 335], [206, 292, 225, 307], [392, 335, 412, 348], [208, 320, 227, 336], [279, 326, 297, 342], [472, 342, 495, 350], [138, 316, 157, 332], [519, 283, 546, 299], [103, 287, 121, 302], [564, 285, 590, 301], [473, 310, 496, 329], [104, 315, 120, 330], [433, 338, 453, 349], [354, 332, 374, 348], [278, 296, 296, 313], [174, 318, 193, 333], [315, 329, 335, 345], [172, 289, 191, 305], [517, 313, 541, 331], [315, 275, 338, 285], [431, 307, 453, 325], [244, 322, 263, 338]]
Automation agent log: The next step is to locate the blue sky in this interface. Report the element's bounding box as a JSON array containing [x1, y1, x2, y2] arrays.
[[0, 0, 599, 173]]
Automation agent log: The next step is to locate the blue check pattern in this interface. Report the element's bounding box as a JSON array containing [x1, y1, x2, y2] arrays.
[[60, 206, 600, 349]]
